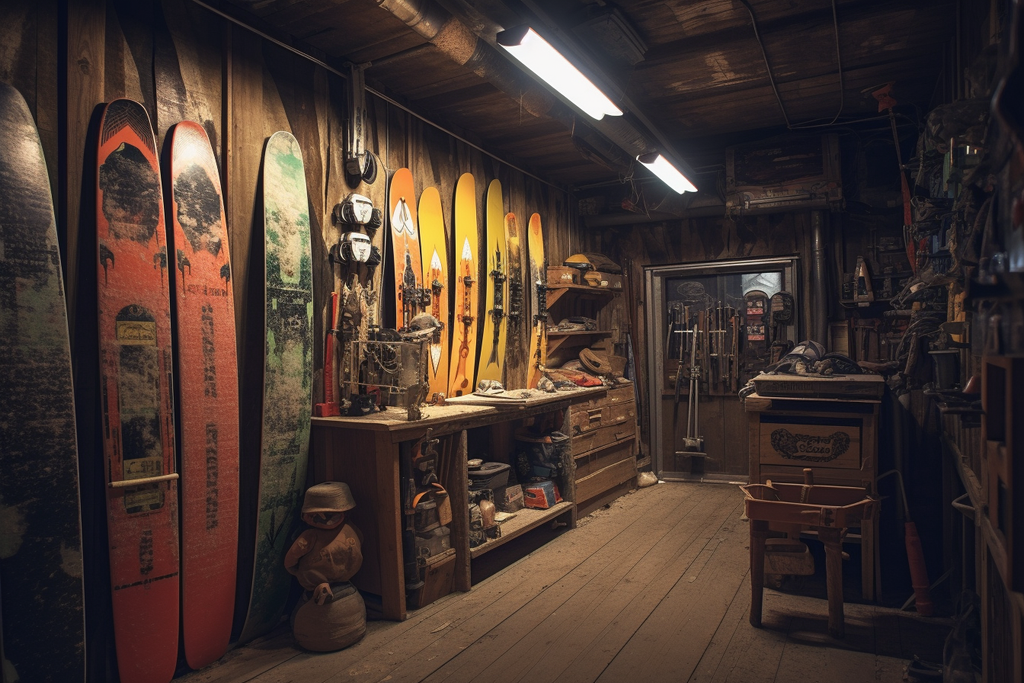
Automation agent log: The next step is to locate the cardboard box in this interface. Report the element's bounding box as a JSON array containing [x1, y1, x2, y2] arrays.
[[493, 484, 524, 512], [583, 270, 623, 289], [547, 266, 579, 286]]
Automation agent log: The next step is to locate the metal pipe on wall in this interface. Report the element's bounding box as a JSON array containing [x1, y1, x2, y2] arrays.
[[810, 210, 829, 347], [376, 0, 649, 168]]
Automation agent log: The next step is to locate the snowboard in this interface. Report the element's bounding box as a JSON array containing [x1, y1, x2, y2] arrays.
[[0, 81, 85, 683], [418, 186, 449, 398], [503, 212, 527, 389], [477, 179, 507, 384], [526, 213, 547, 389], [237, 131, 314, 644], [388, 168, 424, 330], [167, 121, 239, 669], [96, 98, 179, 683], [449, 173, 479, 397]]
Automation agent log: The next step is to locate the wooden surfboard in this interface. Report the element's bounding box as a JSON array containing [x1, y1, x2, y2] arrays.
[[477, 179, 507, 384], [388, 168, 424, 330], [449, 173, 479, 397], [418, 186, 449, 397], [0, 81, 85, 683], [526, 213, 547, 389], [96, 98, 179, 683], [167, 121, 238, 669], [503, 212, 527, 389], [237, 131, 314, 643]]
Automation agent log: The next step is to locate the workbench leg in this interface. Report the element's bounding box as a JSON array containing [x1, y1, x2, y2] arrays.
[[749, 520, 769, 627], [860, 512, 878, 602], [821, 527, 845, 639], [380, 436, 407, 621]]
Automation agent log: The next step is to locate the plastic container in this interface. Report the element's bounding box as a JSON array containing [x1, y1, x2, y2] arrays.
[[468, 461, 511, 490]]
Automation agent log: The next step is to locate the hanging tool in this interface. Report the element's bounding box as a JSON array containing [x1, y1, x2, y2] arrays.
[[314, 291, 341, 417], [673, 314, 686, 405], [877, 469, 933, 616], [682, 326, 704, 453]]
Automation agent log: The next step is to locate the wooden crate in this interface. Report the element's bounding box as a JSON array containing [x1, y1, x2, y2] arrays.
[[758, 420, 861, 469], [407, 548, 456, 610]]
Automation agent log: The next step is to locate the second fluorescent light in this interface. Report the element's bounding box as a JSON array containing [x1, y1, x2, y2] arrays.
[[637, 153, 697, 194], [497, 27, 622, 121]]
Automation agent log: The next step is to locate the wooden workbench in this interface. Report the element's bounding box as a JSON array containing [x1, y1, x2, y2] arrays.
[[311, 386, 608, 620], [745, 386, 882, 600]]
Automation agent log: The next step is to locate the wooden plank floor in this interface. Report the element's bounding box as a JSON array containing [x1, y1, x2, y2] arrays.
[[179, 483, 947, 683]]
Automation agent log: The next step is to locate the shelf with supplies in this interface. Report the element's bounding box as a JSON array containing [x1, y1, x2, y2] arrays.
[[546, 283, 619, 308], [546, 330, 613, 356], [468, 502, 573, 559], [544, 269, 624, 368], [310, 385, 619, 620]]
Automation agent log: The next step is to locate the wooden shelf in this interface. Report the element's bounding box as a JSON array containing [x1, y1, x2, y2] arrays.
[[546, 330, 613, 355], [547, 285, 618, 307], [469, 501, 573, 559]]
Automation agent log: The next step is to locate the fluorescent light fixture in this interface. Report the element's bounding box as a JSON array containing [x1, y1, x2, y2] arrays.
[[497, 26, 622, 121], [637, 152, 697, 194]]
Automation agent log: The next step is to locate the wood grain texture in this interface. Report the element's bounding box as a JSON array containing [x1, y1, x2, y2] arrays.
[[578, 213, 811, 466]]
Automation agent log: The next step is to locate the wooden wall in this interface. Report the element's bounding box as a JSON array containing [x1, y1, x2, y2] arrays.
[[1, 0, 570, 676], [576, 212, 817, 475]]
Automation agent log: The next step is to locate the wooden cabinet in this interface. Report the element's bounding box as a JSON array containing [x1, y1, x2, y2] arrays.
[[311, 386, 618, 620], [746, 394, 880, 493], [745, 392, 881, 601], [569, 383, 639, 517], [545, 283, 619, 361], [978, 355, 1024, 683]]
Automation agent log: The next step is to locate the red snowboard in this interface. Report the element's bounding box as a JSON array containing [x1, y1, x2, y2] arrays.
[[168, 121, 239, 670], [96, 99, 179, 683]]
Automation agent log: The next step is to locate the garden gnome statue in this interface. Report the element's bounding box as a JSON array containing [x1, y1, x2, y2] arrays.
[[285, 481, 367, 651]]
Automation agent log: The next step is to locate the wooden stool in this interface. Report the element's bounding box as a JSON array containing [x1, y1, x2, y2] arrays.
[[743, 469, 876, 639]]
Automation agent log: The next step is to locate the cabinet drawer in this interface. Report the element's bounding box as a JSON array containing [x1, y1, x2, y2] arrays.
[[570, 384, 634, 414], [575, 438, 635, 480], [576, 458, 637, 503], [570, 406, 606, 435], [572, 419, 636, 456], [758, 418, 861, 470], [569, 400, 635, 436], [607, 401, 636, 425], [759, 465, 873, 491]]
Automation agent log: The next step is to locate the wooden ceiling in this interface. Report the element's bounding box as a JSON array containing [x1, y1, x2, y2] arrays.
[[223, 0, 957, 191]]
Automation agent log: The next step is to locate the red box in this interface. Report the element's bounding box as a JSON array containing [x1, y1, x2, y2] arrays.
[[524, 480, 562, 509]]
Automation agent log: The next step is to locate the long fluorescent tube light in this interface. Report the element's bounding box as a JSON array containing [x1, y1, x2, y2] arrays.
[[497, 26, 622, 121], [637, 153, 697, 194]]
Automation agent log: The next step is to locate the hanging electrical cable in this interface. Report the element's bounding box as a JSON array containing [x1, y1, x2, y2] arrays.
[[737, 0, 846, 130]]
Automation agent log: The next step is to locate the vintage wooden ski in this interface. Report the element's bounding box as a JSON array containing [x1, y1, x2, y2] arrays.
[[237, 131, 313, 644], [449, 173, 479, 396], [477, 179, 507, 384], [167, 120, 239, 669], [388, 168, 425, 330], [418, 186, 450, 398], [0, 81, 85, 683], [503, 212, 527, 389], [96, 98, 179, 683], [526, 213, 547, 389]]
